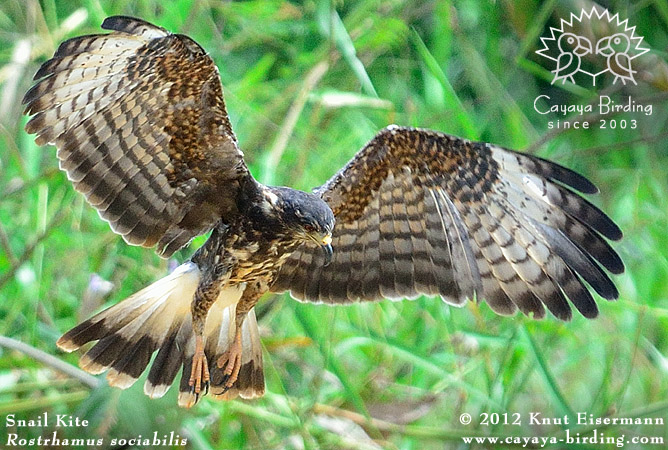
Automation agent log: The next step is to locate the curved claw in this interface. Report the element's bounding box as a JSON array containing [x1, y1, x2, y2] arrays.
[[189, 336, 210, 395], [216, 330, 243, 391]]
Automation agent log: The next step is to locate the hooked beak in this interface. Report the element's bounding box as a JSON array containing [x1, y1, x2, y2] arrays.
[[320, 234, 333, 266], [595, 36, 613, 57], [574, 36, 592, 56]]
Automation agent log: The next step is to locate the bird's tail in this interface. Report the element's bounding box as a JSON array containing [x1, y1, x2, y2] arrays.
[[57, 262, 265, 407]]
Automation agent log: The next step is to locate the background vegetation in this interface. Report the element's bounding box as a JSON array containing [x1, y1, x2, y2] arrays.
[[0, 0, 667, 449]]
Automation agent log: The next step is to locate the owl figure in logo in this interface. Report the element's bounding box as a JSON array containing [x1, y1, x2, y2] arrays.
[[596, 33, 636, 85], [552, 32, 592, 85]]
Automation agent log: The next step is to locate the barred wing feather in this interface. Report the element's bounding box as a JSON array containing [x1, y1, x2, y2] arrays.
[[271, 126, 623, 320]]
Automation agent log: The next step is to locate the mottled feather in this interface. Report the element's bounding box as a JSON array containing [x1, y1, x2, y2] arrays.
[[23, 15, 250, 257], [271, 126, 623, 320]]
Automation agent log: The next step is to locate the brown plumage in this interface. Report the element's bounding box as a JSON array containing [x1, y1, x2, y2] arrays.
[[272, 128, 623, 321], [23, 16, 623, 408], [23, 15, 244, 257]]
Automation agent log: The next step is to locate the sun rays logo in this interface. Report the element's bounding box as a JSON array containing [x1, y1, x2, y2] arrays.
[[535, 7, 649, 86]]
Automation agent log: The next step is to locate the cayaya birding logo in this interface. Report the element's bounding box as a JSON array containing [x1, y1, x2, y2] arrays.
[[535, 7, 649, 86]]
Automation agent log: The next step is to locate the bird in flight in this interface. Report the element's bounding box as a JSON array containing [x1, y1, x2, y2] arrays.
[[23, 16, 623, 408]]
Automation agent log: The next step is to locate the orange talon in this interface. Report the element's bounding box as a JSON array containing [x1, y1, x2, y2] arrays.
[[217, 330, 243, 389], [188, 335, 210, 394]]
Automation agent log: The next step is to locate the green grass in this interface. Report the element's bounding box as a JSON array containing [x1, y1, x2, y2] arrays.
[[1, 1, 667, 449]]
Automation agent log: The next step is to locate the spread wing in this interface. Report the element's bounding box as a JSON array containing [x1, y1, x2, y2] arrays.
[[271, 126, 624, 320], [23, 16, 252, 257]]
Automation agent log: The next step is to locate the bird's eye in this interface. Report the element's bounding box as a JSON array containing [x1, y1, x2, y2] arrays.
[[304, 224, 316, 233], [613, 37, 621, 44], [567, 37, 574, 44]]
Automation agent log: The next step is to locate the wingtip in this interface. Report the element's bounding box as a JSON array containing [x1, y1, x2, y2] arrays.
[[608, 224, 623, 242], [101, 15, 169, 38], [580, 306, 600, 319], [554, 165, 599, 194], [611, 258, 625, 275], [101, 15, 144, 31]]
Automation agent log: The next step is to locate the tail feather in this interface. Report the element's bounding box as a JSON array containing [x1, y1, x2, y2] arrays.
[[57, 263, 200, 351], [79, 335, 126, 374], [57, 262, 264, 407], [144, 317, 191, 399], [239, 308, 265, 399], [177, 338, 197, 408], [108, 335, 158, 388]]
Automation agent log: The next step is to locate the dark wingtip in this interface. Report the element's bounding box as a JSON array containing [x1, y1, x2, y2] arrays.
[[33, 61, 51, 81], [570, 286, 599, 319], [21, 82, 38, 106], [24, 113, 45, 135], [573, 294, 599, 319], [596, 278, 619, 300], [548, 161, 599, 194], [101, 15, 142, 31], [548, 303, 573, 322], [581, 307, 600, 319], [527, 153, 600, 194], [583, 201, 623, 241], [607, 223, 623, 242], [602, 250, 625, 275], [101, 15, 168, 36], [612, 258, 625, 275]]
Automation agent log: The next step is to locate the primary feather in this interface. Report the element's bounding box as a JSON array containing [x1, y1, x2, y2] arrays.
[[272, 126, 623, 320]]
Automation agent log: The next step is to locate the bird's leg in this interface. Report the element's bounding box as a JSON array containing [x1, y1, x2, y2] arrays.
[[217, 325, 242, 385], [187, 225, 231, 397], [188, 255, 230, 395], [189, 274, 223, 395], [217, 281, 266, 391], [190, 332, 209, 394]]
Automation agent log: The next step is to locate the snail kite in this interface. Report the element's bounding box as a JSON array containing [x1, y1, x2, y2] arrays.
[[22, 16, 624, 407]]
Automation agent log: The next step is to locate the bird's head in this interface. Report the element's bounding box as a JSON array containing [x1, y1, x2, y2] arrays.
[[265, 187, 335, 265], [558, 33, 592, 56], [596, 33, 630, 57]]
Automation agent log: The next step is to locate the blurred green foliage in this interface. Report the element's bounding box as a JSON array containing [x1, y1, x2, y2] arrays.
[[0, 0, 667, 449]]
